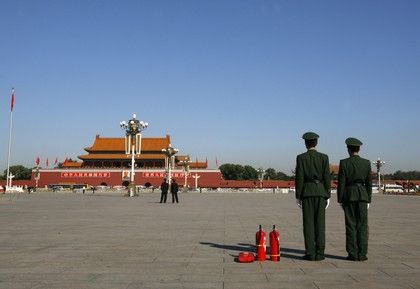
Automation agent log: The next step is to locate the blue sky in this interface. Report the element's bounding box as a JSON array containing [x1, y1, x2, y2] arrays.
[[0, 0, 419, 174]]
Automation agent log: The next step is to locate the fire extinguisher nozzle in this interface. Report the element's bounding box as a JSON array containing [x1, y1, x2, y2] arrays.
[[259, 224, 262, 231], [273, 225, 276, 230]]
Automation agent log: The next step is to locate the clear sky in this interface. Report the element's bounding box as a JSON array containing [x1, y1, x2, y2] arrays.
[[0, 0, 419, 174]]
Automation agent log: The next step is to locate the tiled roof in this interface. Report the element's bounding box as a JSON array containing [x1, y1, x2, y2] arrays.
[[78, 153, 166, 160], [85, 134, 171, 152], [190, 162, 208, 169], [63, 161, 83, 168], [176, 155, 208, 169]]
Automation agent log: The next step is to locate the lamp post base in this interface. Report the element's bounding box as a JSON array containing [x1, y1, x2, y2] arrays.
[[126, 183, 137, 197]]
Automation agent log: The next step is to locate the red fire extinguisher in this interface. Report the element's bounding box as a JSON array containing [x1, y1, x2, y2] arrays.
[[255, 225, 266, 261], [269, 225, 280, 261]]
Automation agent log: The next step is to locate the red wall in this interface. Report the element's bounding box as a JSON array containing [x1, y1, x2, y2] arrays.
[[30, 169, 223, 188]]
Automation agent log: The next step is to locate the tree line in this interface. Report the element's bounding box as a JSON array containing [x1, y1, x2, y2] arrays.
[[219, 164, 294, 181], [383, 170, 420, 180]]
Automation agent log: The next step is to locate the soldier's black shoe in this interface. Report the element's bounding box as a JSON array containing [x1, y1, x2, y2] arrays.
[[302, 254, 315, 261], [346, 255, 358, 261], [315, 255, 325, 261], [359, 256, 368, 261]]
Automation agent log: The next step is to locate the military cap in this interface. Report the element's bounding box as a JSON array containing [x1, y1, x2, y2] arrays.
[[302, 132, 319, 140], [345, 137, 363, 146]]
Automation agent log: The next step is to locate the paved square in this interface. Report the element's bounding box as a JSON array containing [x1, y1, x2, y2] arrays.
[[1, 191, 419, 289]]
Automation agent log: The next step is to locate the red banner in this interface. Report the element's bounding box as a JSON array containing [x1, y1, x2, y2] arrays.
[[142, 172, 190, 178], [61, 172, 111, 178]]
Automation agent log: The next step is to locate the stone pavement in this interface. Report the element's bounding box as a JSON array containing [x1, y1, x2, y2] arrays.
[[0, 191, 419, 289]]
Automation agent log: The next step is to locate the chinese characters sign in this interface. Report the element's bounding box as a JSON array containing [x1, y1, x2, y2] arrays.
[[61, 172, 111, 178], [142, 172, 190, 178]]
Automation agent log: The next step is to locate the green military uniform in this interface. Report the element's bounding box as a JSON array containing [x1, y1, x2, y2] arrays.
[[295, 132, 331, 260], [337, 137, 372, 261]]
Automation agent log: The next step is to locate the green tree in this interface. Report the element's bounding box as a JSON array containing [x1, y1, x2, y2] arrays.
[[276, 171, 292, 180], [3, 165, 32, 180], [264, 168, 277, 180], [243, 165, 258, 180], [220, 163, 243, 180], [385, 170, 420, 180]]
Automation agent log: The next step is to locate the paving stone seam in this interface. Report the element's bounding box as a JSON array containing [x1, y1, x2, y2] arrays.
[[401, 263, 415, 269], [348, 274, 358, 282], [312, 281, 321, 289]]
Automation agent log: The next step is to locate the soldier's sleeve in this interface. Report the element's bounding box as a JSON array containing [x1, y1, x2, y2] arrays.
[[365, 160, 372, 203], [323, 155, 331, 199], [337, 160, 345, 203], [295, 155, 303, 200]]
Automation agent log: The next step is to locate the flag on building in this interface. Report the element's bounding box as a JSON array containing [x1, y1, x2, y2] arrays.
[[35, 156, 40, 166], [46, 158, 49, 167], [54, 157, 58, 165]]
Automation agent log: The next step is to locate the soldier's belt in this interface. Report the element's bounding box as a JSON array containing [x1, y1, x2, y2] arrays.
[[304, 180, 322, 184], [347, 182, 365, 187]]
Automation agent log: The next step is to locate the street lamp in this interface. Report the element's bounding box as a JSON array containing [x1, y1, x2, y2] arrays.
[[34, 167, 40, 189], [258, 168, 265, 189], [162, 144, 178, 191], [192, 173, 201, 191], [373, 158, 385, 192], [120, 113, 148, 197], [179, 157, 191, 190]]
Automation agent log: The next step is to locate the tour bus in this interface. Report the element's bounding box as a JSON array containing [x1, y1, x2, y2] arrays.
[[383, 184, 404, 193]]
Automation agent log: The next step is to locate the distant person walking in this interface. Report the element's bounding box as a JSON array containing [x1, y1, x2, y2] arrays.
[[337, 138, 372, 261], [295, 132, 331, 261], [160, 178, 169, 203], [171, 179, 179, 203]]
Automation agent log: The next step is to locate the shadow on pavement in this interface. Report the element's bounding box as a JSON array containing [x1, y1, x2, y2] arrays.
[[280, 247, 347, 260], [200, 242, 254, 252], [200, 243, 347, 261]]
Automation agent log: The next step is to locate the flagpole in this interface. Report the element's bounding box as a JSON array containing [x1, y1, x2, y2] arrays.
[[6, 88, 14, 190]]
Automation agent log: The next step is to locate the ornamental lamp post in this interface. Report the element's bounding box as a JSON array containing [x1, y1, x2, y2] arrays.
[[258, 168, 265, 189], [192, 173, 201, 191], [34, 166, 40, 189], [373, 158, 385, 192], [162, 144, 178, 192], [120, 113, 148, 197], [179, 157, 191, 190]]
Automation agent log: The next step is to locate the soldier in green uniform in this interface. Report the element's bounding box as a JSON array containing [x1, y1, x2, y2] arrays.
[[295, 132, 331, 261], [337, 137, 372, 261]]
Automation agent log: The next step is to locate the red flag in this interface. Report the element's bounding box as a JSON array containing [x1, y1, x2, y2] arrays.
[[46, 158, 49, 167], [11, 88, 15, 111], [54, 157, 58, 165], [35, 156, 40, 166]]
